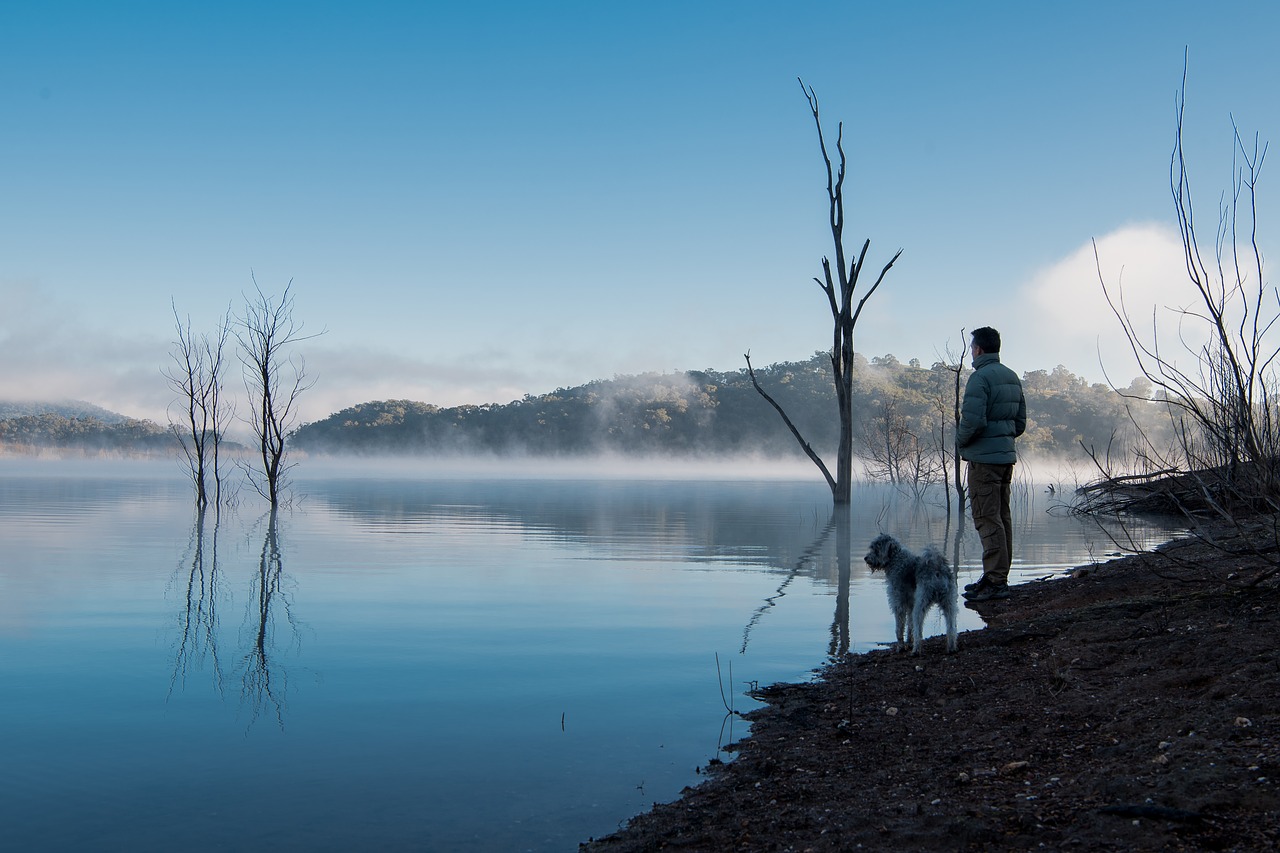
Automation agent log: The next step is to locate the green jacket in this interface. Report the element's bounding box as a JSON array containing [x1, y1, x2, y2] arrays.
[[958, 352, 1026, 465]]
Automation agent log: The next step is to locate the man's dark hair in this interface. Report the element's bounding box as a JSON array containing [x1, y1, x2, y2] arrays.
[[971, 326, 1001, 353]]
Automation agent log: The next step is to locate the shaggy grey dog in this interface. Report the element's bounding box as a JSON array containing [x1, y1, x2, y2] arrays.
[[863, 533, 958, 654]]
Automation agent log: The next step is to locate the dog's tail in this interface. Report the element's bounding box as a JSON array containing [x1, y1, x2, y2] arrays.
[[921, 546, 948, 576]]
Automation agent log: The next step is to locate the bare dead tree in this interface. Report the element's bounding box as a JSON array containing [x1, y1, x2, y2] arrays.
[[860, 393, 906, 483], [861, 392, 943, 500], [1098, 63, 1277, 510], [165, 308, 210, 507], [746, 79, 902, 505], [898, 430, 944, 501], [938, 332, 969, 516], [236, 279, 323, 508], [922, 382, 960, 513], [1090, 60, 1280, 585], [164, 302, 234, 509], [927, 399, 951, 511]]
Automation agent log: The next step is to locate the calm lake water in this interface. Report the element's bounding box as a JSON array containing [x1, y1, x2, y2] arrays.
[[0, 458, 1181, 852]]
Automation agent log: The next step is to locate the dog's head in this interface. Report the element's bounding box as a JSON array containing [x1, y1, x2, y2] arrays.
[[864, 533, 898, 571]]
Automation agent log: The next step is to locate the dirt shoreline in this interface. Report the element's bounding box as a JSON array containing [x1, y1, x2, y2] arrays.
[[581, 533, 1280, 851]]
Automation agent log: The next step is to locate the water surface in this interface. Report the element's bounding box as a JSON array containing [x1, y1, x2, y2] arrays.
[[0, 459, 1179, 851]]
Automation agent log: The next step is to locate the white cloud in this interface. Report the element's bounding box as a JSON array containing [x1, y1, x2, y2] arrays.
[[1019, 223, 1189, 385]]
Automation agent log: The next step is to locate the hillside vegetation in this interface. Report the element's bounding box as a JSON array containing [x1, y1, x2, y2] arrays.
[[0, 412, 170, 454], [0, 355, 1164, 466], [291, 352, 1164, 466], [0, 400, 134, 423]]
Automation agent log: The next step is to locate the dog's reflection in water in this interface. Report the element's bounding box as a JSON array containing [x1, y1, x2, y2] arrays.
[[864, 533, 958, 654]]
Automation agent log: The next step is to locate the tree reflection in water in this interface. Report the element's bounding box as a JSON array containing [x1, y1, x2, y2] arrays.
[[727, 509, 851, 752], [828, 507, 852, 659], [740, 511, 841, 655], [241, 508, 298, 728], [740, 505, 957, 662], [170, 506, 226, 698]]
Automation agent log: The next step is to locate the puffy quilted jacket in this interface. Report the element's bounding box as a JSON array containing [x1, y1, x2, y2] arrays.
[[958, 353, 1027, 464]]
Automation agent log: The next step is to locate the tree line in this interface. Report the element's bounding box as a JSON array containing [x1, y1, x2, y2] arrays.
[[290, 352, 1165, 470], [0, 352, 1168, 475], [0, 413, 171, 453]]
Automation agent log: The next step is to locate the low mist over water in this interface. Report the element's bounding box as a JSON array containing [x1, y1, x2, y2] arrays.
[[0, 459, 1180, 851]]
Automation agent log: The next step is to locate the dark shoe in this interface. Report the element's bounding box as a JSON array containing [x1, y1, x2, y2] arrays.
[[964, 582, 1010, 602], [963, 577, 987, 593]]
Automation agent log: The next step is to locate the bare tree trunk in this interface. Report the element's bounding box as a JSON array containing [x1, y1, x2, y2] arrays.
[[947, 333, 968, 517], [935, 405, 951, 515], [207, 308, 234, 510], [747, 79, 901, 506]]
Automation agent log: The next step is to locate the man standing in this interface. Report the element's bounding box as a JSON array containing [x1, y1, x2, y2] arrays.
[[958, 327, 1027, 602]]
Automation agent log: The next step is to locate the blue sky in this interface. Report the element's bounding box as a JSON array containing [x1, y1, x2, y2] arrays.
[[2, 1, 1278, 424]]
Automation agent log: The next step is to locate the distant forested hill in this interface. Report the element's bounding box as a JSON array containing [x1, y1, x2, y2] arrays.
[[292, 353, 1164, 463], [0, 400, 132, 423], [0, 401, 170, 454]]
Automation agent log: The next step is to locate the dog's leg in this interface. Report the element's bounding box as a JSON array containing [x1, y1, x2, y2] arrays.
[[893, 608, 907, 653], [910, 594, 926, 655], [944, 600, 958, 653]]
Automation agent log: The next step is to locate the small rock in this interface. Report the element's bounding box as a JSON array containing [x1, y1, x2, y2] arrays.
[[1235, 717, 1253, 728], [885, 707, 899, 716], [1152, 754, 1170, 765], [957, 772, 971, 783], [1001, 761, 1030, 774]]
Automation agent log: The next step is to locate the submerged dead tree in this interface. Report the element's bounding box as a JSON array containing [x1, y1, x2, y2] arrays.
[[746, 79, 901, 505], [860, 391, 943, 499], [164, 302, 234, 509], [237, 279, 322, 508]]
